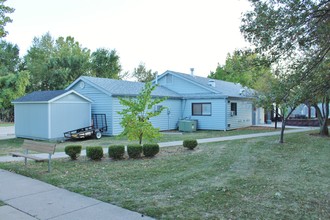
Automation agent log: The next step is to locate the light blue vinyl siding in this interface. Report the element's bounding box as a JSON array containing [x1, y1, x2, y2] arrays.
[[15, 103, 49, 139], [50, 102, 91, 139], [227, 99, 253, 129], [182, 99, 226, 130], [158, 75, 210, 94], [149, 99, 182, 130], [112, 98, 182, 135], [71, 80, 113, 135]]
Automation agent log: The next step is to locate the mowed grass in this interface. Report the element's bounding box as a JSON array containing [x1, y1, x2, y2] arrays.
[[0, 126, 281, 156], [0, 132, 329, 219]]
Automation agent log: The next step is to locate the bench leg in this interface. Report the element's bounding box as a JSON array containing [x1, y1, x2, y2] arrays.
[[24, 149, 28, 167], [48, 154, 52, 172]]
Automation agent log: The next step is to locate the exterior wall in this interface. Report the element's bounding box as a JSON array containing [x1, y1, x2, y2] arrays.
[[158, 74, 210, 94], [112, 97, 182, 135], [256, 107, 265, 125], [14, 103, 49, 139], [50, 102, 91, 139], [227, 99, 253, 129], [149, 99, 182, 131], [71, 80, 113, 135], [181, 99, 227, 130]]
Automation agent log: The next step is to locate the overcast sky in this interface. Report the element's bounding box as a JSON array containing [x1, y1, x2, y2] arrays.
[[5, 0, 251, 77]]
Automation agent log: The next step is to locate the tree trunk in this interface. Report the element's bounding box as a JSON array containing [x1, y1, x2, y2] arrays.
[[313, 99, 329, 136], [279, 107, 296, 143], [279, 117, 286, 143]]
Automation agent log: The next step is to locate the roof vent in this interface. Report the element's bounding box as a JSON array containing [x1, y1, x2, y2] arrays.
[[190, 68, 194, 76], [208, 79, 216, 87]]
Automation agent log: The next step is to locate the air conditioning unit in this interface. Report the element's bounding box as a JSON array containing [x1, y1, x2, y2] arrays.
[[230, 111, 235, 116]]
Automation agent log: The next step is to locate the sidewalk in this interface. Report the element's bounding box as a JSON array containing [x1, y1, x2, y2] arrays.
[[0, 169, 153, 220]]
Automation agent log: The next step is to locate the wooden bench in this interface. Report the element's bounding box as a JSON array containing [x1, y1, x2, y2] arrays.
[[10, 139, 56, 172]]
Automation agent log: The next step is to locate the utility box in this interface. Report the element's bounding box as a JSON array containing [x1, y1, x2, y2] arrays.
[[178, 120, 197, 132]]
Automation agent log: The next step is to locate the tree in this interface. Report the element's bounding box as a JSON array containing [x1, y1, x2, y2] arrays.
[[0, 71, 29, 121], [240, 0, 330, 136], [0, 0, 14, 38], [0, 40, 20, 76], [24, 33, 91, 92], [118, 82, 167, 144], [91, 48, 122, 79], [132, 62, 158, 82], [208, 49, 272, 89]]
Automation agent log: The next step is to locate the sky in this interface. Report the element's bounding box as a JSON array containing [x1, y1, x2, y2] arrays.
[[4, 0, 251, 78]]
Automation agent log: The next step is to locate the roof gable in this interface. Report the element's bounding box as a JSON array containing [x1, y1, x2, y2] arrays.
[[157, 70, 254, 98]]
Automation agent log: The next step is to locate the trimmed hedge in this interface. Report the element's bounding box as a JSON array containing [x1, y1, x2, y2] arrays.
[[183, 139, 198, 150], [127, 144, 142, 159], [64, 145, 82, 160], [86, 146, 104, 160], [108, 145, 125, 159], [143, 143, 160, 157]]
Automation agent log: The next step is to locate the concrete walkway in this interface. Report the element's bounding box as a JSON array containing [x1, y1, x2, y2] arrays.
[[0, 169, 153, 220], [0, 125, 318, 219]]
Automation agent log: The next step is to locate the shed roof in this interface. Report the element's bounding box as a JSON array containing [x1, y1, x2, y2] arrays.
[[12, 90, 92, 103]]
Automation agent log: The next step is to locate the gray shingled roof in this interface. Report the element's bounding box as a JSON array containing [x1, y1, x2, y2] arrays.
[[165, 71, 254, 98], [12, 90, 68, 102], [82, 76, 181, 98]]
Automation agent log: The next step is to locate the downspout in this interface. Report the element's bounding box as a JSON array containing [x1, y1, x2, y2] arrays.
[[224, 98, 228, 131]]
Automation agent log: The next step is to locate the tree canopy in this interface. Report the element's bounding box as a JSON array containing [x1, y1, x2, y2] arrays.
[[208, 49, 273, 90], [132, 62, 158, 82], [118, 82, 166, 144], [91, 48, 122, 79], [24, 33, 91, 92], [240, 0, 330, 136], [0, 0, 14, 38]]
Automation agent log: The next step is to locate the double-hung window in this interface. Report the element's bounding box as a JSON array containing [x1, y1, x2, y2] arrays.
[[192, 103, 211, 116]]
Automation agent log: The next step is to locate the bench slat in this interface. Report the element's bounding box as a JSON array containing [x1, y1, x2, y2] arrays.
[[9, 152, 48, 162], [22, 140, 56, 154]]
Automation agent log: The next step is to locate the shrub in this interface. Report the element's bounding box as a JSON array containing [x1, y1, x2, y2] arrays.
[[143, 143, 160, 157], [64, 145, 82, 160], [108, 145, 125, 159], [86, 146, 104, 160], [183, 139, 198, 150], [127, 144, 142, 159]]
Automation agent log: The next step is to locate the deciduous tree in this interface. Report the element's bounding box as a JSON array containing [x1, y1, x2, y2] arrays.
[[0, 0, 14, 38], [241, 0, 330, 136], [132, 62, 157, 82], [118, 82, 167, 144], [91, 48, 122, 79], [209, 49, 272, 90]]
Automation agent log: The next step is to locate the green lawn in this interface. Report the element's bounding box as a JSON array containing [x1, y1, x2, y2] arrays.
[[0, 132, 329, 219], [0, 126, 281, 156], [0, 123, 14, 127]]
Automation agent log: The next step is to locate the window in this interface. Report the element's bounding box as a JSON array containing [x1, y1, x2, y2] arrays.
[[192, 103, 211, 116], [231, 102, 237, 116]]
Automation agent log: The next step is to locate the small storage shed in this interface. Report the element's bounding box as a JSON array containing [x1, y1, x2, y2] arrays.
[[12, 90, 92, 140]]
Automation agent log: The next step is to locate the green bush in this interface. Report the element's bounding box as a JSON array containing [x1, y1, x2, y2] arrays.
[[183, 139, 198, 150], [108, 145, 125, 159], [64, 145, 82, 160], [127, 144, 142, 159], [143, 143, 160, 157], [86, 146, 104, 160]]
